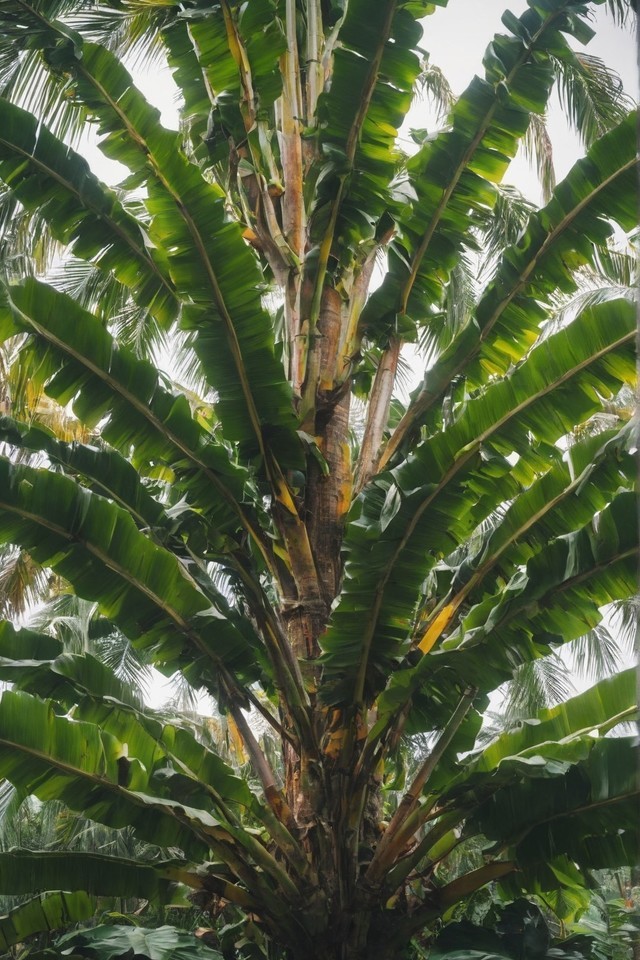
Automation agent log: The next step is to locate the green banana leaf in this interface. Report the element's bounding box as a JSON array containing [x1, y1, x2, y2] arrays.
[[0, 97, 179, 328], [0, 621, 143, 708], [0, 458, 263, 691], [430, 899, 595, 960], [0, 277, 264, 547], [471, 736, 639, 882], [322, 298, 635, 706], [0, 892, 96, 951], [313, 0, 447, 260], [0, 850, 184, 903], [361, 0, 604, 344], [423, 491, 636, 726], [397, 109, 638, 441], [0, 3, 300, 468], [0, 640, 306, 883], [467, 669, 636, 775], [0, 416, 166, 531], [0, 689, 209, 858]]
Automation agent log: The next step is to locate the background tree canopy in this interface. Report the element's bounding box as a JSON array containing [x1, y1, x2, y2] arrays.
[[0, 1, 636, 959]]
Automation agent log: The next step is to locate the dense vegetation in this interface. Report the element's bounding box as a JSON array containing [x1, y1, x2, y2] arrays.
[[0, 1, 636, 959]]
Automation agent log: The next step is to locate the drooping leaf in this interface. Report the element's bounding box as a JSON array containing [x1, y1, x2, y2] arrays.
[[0, 458, 263, 691], [0, 850, 183, 903], [467, 669, 637, 775], [0, 891, 96, 951], [0, 277, 266, 552], [323, 298, 636, 707], [0, 96, 179, 328], [0, 4, 301, 468]]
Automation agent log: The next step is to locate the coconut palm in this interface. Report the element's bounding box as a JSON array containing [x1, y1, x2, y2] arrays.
[[0, 2, 637, 959]]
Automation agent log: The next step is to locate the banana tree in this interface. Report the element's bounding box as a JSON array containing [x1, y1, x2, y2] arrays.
[[0, 2, 637, 959]]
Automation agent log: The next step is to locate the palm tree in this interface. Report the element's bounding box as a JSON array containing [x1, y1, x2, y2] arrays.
[[0, 2, 637, 958]]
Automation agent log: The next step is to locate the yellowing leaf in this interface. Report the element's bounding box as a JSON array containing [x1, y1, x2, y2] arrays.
[[419, 602, 457, 654]]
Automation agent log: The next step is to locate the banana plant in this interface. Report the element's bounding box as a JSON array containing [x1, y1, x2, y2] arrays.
[[0, 2, 637, 959]]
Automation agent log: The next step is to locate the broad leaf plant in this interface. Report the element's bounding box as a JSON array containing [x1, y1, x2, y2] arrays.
[[0, 1, 636, 959]]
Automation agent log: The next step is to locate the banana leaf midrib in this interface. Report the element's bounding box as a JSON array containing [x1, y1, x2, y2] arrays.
[[0, 122, 178, 311], [375, 527, 636, 747], [38, 444, 161, 533], [143, 727, 311, 893], [475, 155, 638, 348], [4, 731, 239, 857], [0, 848, 195, 894], [0, 475, 267, 705], [2, 649, 306, 881], [305, 0, 399, 333], [399, 4, 568, 316], [514, 705, 637, 757], [417, 438, 633, 642], [0, 2, 635, 950], [381, 130, 638, 471], [470, 668, 637, 771], [460, 542, 637, 649], [0, 495, 201, 633], [75, 59, 273, 465], [5, 287, 273, 565], [508, 786, 640, 848], [351, 322, 634, 703]]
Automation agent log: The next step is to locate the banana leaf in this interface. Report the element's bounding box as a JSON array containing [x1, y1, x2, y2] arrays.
[[0, 892, 96, 951], [0, 97, 178, 328], [322, 298, 636, 706]]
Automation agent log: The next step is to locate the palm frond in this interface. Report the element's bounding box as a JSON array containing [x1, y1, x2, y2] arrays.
[[497, 654, 576, 723], [537, 234, 637, 337], [92, 630, 153, 701], [414, 55, 456, 124], [608, 595, 640, 658], [541, 284, 636, 337], [552, 51, 634, 148], [50, 258, 168, 363], [0, 2, 171, 146], [25, 594, 92, 651], [0, 545, 52, 620], [66, 5, 173, 73], [521, 112, 556, 202], [601, 0, 638, 27], [0, 16, 88, 147], [156, 329, 211, 402], [566, 622, 630, 685], [0, 186, 64, 280], [417, 258, 477, 366], [478, 184, 536, 283], [158, 671, 203, 714], [592, 240, 638, 287], [26, 593, 154, 699]]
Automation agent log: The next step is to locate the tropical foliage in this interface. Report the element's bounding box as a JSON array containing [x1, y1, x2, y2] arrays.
[[0, 1, 637, 959]]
